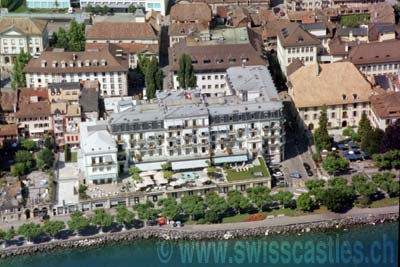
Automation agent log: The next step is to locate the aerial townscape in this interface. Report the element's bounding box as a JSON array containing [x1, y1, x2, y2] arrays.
[[0, 0, 399, 265]]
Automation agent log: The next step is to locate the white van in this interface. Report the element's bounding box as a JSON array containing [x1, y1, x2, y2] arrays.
[[68, 7, 74, 14]]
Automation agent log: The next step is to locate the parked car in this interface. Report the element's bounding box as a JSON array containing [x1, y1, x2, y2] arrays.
[[303, 163, 311, 171], [306, 170, 314, 177], [290, 172, 301, 179], [272, 171, 283, 177]]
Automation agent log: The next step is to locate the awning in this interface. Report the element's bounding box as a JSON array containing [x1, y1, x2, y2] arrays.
[[213, 155, 248, 164], [136, 162, 165, 171], [171, 159, 208, 170]]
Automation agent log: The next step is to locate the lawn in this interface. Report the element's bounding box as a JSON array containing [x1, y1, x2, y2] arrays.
[[221, 207, 329, 223], [369, 197, 399, 208], [226, 157, 270, 182], [339, 14, 370, 27]]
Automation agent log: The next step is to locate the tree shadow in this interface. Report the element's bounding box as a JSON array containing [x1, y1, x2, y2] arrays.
[[79, 226, 98, 236], [55, 229, 74, 240]]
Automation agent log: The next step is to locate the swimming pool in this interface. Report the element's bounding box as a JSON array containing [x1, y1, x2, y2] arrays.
[[179, 172, 199, 179]]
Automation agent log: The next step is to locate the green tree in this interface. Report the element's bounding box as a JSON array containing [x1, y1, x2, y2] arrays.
[[163, 170, 173, 181], [145, 56, 161, 99], [68, 211, 90, 235], [322, 152, 349, 175], [161, 163, 171, 171], [44, 136, 53, 150], [158, 198, 181, 220], [380, 120, 400, 153], [313, 106, 332, 153], [67, 19, 86, 51], [42, 221, 65, 240], [36, 148, 54, 170], [90, 209, 113, 233], [388, 181, 399, 197], [372, 172, 395, 192], [362, 128, 383, 156], [328, 177, 348, 188], [12, 150, 34, 176], [18, 223, 42, 243], [20, 139, 36, 151], [205, 192, 229, 214], [373, 150, 400, 170], [129, 167, 141, 181], [101, 5, 110, 15], [322, 187, 353, 212], [246, 186, 272, 212], [115, 205, 134, 229], [54, 27, 69, 48], [0, 228, 5, 244], [133, 201, 158, 221], [4, 228, 16, 247], [227, 190, 250, 214], [177, 54, 196, 89], [11, 50, 30, 90], [273, 191, 294, 208], [180, 195, 205, 220], [204, 210, 219, 223], [128, 4, 136, 13], [342, 127, 359, 141], [305, 179, 326, 195], [297, 193, 315, 212]]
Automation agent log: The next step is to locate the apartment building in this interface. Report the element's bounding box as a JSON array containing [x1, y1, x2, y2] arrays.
[[23, 44, 129, 98], [79, 121, 118, 184], [26, 0, 70, 8], [102, 65, 283, 176], [285, 0, 324, 11], [169, 27, 265, 95], [79, 0, 168, 15], [370, 92, 400, 131], [348, 40, 400, 76], [0, 18, 48, 68], [192, 0, 270, 15], [15, 89, 53, 140], [277, 23, 320, 76], [169, 2, 212, 47], [288, 62, 374, 130], [86, 22, 159, 68], [48, 82, 82, 148]]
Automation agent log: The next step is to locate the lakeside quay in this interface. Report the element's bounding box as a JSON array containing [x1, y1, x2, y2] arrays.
[[0, 206, 398, 259]]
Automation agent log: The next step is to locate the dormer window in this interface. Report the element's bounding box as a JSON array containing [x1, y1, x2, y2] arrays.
[[93, 60, 98, 66], [101, 59, 107, 66], [61, 61, 66, 68], [342, 94, 347, 100], [85, 60, 91, 67], [353, 94, 357, 100], [52, 60, 58, 68], [69, 61, 74, 67], [77, 61, 82, 67], [41, 60, 47, 68]]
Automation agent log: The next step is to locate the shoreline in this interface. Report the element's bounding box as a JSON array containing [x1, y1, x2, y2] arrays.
[[0, 207, 399, 259]]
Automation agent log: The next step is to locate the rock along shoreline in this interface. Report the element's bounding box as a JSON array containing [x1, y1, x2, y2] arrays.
[[1, 212, 398, 259]]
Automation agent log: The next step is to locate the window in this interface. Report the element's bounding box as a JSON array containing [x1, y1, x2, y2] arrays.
[[331, 113, 336, 118]]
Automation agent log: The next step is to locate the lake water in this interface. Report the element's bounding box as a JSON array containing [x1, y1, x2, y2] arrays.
[[1, 222, 398, 267]]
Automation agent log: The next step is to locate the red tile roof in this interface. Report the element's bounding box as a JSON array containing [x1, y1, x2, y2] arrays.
[[86, 22, 158, 40], [0, 124, 18, 137]]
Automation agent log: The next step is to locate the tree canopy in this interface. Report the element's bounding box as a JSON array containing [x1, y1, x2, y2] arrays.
[[180, 195, 205, 219], [53, 20, 85, 51], [322, 152, 349, 175], [42, 221, 65, 238], [227, 190, 250, 213], [246, 186, 272, 211], [159, 198, 181, 220], [273, 191, 294, 208], [18, 223, 42, 242], [177, 54, 196, 89], [11, 50, 30, 90], [313, 106, 332, 153], [68, 211, 90, 233], [91, 209, 114, 230], [205, 192, 229, 214], [297, 193, 314, 212]]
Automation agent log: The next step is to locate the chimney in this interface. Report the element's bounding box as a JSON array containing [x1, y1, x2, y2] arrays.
[[349, 30, 353, 40], [345, 44, 349, 52]]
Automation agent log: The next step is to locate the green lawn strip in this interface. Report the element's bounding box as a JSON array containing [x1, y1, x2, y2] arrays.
[[369, 197, 399, 208], [226, 158, 270, 182]]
